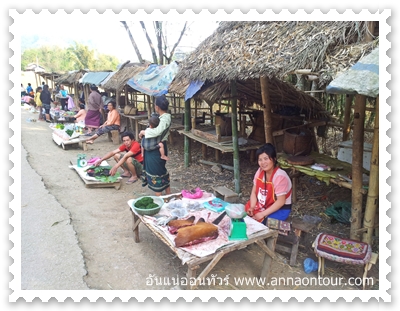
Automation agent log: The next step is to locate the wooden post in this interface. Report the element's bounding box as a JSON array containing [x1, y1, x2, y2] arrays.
[[343, 95, 353, 141], [350, 94, 366, 240], [260, 76, 274, 144], [240, 115, 246, 137], [230, 80, 240, 194], [184, 99, 191, 168], [363, 96, 379, 244], [146, 95, 152, 119]]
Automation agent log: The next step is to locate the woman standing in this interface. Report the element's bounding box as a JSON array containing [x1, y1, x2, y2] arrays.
[[139, 96, 171, 196], [245, 143, 292, 224], [39, 84, 53, 123], [58, 84, 68, 111], [84, 85, 104, 135]]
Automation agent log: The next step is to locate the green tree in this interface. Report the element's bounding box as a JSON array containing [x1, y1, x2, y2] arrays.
[[21, 44, 120, 72]]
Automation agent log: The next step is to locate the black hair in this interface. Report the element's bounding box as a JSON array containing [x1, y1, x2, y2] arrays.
[[36, 87, 42, 92], [149, 115, 160, 128], [154, 95, 169, 111], [79, 104, 85, 110], [120, 131, 134, 141], [256, 143, 278, 167], [108, 100, 116, 109]]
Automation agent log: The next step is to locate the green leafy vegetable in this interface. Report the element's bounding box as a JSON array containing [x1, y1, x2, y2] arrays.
[[135, 197, 159, 209]]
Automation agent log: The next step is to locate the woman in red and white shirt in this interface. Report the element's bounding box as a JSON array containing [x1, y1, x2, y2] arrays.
[[245, 143, 292, 224]]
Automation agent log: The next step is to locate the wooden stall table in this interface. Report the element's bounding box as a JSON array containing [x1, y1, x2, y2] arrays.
[[139, 117, 185, 144], [278, 151, 369, 203], [128, 196, 278, 290], [178, 129, 264, 163], [120, 113, 148, 141]]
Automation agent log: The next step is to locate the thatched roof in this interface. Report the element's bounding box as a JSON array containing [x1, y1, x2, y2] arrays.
[[170, 76, 329, 119], [175, 21, 378, 86], [54, 69, 87, 86], [101, 65, 147, 92]]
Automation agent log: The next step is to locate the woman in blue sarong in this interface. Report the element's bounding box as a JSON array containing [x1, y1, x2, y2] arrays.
[[139, 96, 171, 196]]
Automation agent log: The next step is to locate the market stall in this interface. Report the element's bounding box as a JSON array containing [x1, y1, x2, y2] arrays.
[[50, 122, 86, 150], [128, 192, 278, 289]]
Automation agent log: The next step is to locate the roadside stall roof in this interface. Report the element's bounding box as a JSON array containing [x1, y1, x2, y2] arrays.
[[326, 47, 379, 98], [127, 61, 179, 96], [81, 71, 113, 86]]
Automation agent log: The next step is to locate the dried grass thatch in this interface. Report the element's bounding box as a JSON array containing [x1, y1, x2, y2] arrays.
[[54, 70, 87, 86], [175, 21, 378, 86], [101, 65, 147, 92]]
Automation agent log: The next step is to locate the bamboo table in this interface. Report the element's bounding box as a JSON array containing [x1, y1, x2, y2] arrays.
[[178, 129, 264, 163], [278, 151, 369, 202], [120, 113, 148, 141], [128, 201, 278, 290]]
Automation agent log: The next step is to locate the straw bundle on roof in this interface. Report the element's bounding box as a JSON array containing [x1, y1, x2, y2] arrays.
[[175, 21, 378, 86], [102, 65, 147, 92]]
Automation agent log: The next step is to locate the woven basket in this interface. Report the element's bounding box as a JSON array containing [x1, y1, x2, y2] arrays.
[[283, 128, 313, 156], [124, 106, 137, 115]]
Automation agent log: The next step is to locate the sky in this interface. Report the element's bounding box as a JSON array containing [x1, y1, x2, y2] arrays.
[[22, 17, 219, 63]]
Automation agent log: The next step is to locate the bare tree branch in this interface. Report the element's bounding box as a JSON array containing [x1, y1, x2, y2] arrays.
[[120, 21, 144, 63], [140, 21, 158, 64], [165, 22, 187, 64]]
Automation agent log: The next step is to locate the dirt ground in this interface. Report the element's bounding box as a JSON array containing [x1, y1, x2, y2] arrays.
[[20, 106, 379, 291]]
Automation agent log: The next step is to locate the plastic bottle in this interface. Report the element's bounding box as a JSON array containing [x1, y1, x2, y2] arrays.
[[303, 258, 318, 274]]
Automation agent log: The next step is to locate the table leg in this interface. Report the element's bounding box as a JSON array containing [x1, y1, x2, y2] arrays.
[[186, 266, 198, 290], [135, 120, 139, 141], [260, 234, 277, 280], [131, 210, 140, 243]]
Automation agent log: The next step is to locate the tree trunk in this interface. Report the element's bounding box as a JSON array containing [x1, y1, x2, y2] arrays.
[[154, 21, 163, 65], [230, 81, 240, 194], [260, 76, 274, 144], [140, 21, 158, 64], [120, 21, 144, 64], [363, 96, 379, 244], [350, 94, 366, 240]]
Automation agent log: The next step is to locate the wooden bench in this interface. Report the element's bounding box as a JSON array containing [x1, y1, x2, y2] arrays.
[[212, 186, 239, 203], [107, 130, 120, 145], [274, 218, 317, 266]]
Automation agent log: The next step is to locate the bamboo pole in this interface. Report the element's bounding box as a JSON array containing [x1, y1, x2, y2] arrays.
[[146, 95, 152, 119], [350, 94, 366, 240], [260, 76, 273, 144], [230, 80, 240, 194], [184, 99, 191, 168], [363, 96, 379, 244], [342, 95, 353, 141]]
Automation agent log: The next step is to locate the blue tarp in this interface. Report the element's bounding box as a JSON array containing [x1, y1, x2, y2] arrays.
[[185, 80, 205, 101], [81, 72, 113, 86], [326, 47, 379, 98], [127, 62, 179, 96]]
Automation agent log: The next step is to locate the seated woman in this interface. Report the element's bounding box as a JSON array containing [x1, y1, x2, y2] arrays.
[[84, 100, 120, 144], [74, 104, 87, 123], [245, 143, 292, 224]]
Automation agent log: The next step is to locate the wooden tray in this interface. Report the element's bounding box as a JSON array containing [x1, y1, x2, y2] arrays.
[[191, 127, 232, 143], [286, 155, 315, 166], [69, 159, 121, 190]]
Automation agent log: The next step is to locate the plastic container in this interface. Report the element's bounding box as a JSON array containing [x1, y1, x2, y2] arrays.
[[303, 258, 318, 274], [303, 215, 322, 225]]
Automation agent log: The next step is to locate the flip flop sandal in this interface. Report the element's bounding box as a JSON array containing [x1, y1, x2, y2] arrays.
[[126, 178, 138, 185]]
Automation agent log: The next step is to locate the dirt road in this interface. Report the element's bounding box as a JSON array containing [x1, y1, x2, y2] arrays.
[[18, 107, 377, 294]]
